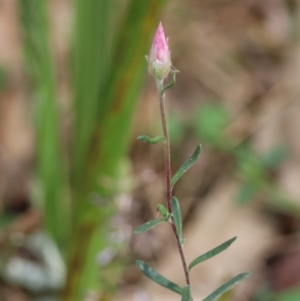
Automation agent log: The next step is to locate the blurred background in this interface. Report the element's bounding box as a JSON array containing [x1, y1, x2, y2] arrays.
[[1, 0, 300, 300]]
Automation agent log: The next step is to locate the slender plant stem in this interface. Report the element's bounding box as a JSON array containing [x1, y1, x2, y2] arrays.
[[156, 79, 191, 289]]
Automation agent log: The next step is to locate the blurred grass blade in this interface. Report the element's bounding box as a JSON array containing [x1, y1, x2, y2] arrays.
[[172, 197, 183, 243], [89, 0, 168, 187], [19, 0, 69, 250], [181, 286, 191, 301], [135, 218, 165, 233], [202, 273, 251, 301], [63, 1, 167, 300], [137, 135, 165, 144], [136, 260, 183, 295], [72, 0, 117, 183], [189, 237, 237, 271], [171, 145, 201, 189]]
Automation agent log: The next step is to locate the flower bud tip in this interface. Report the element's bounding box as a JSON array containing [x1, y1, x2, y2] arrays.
[[147, 22, 171, 80]]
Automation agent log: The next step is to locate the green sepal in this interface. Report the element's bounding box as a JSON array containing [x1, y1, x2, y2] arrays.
[[134, 218, 165, 234], [172, 197, 183, 244], [181, 285, 192, 301], [161, 68, 179, 95], [136, 260, 183, 295], [202, 273, 251, 301], [171, 145, 201, 189], [189, 237, 237, 271], [137, 135, 165, 144]]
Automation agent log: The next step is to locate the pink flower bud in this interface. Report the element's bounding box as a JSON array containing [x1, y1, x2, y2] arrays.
[[147, 22, 171, 80]]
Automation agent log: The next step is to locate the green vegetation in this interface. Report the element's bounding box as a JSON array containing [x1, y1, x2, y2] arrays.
[[18, 0, 167, 300]]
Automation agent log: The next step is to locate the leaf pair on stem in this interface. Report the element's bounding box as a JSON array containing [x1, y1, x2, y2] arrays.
[[136, 235, 250, 301]]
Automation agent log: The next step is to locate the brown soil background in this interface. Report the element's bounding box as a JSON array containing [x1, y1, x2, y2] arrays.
[[1, 0, 300, 300]]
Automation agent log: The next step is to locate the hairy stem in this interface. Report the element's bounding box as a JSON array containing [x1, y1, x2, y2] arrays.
[[156, 79, 191, 289]]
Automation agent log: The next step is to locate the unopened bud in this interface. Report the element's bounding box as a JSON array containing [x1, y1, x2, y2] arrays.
[[147, 22, 171, 80]]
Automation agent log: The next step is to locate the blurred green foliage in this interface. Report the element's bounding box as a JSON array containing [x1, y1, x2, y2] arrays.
[[255, 286, 300, 301], [0, 66, 6, 90], [17, 0, 167, 300], [19, 0, 69, 250], [168, 103, 299, 215], [274, 288, 300, 301], [168, 103, 300, 300]]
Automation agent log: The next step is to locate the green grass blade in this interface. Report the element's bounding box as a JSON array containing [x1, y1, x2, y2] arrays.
[[63, 1, 167, 300], [136, 260, 183, 295], [72, 0, 117, 183], [171, 145, 201, 189], [135, 218, 166, 233], [189, 237, 237, 271], [202, 273, 251, 301], [19, 0, 70, 250], [89, 1, 167, 185]]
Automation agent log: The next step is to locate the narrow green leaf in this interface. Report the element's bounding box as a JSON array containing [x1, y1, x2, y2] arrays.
[[181, 286, 192, 301], [171, 145, 201, 188], [189, 237, 237, 271], [157, 204, 168, 218], [172, 197, 183, 243], [136, 260, 182, 295], [137, 135, 165, 144], [134, 218, 165, 234], [19, 0, 70, 249], [202, 273, 251, 301]]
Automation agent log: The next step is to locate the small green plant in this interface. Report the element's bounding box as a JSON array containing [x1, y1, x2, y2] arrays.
[[135, 22, 251, 301]]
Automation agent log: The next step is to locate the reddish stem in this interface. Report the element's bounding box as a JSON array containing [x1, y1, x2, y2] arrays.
[[156, 80, 191, 289]]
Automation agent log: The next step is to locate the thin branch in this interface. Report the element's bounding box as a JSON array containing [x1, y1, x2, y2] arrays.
[[156, 79, 191, 288]]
